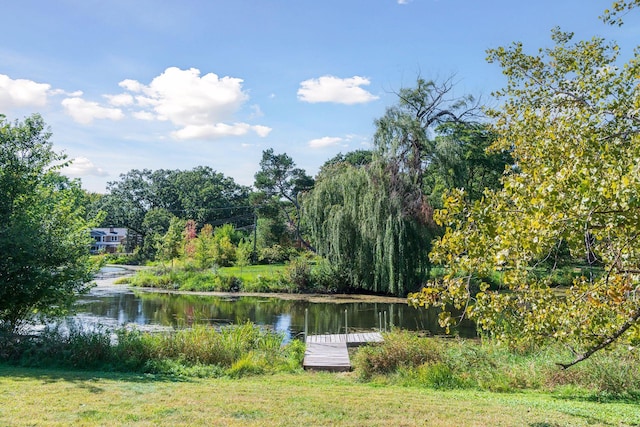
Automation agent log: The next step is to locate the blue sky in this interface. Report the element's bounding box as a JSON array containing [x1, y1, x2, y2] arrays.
[[1, 0, 637, 193]]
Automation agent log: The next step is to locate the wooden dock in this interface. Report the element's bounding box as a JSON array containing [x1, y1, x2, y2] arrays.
[[303, 332, 383, 372]]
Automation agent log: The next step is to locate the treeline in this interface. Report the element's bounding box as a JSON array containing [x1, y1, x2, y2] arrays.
[[90, 78, 511, 297]]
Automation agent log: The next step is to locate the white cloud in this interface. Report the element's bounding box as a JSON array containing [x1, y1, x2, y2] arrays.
[[253, 125, 272, 137], [115, 67, 269, 140], [119, 79, 144, 92], [0, 74, 51, 109], [61, 97, 124, 124], [50, 88, 83, 97], [132, 110, 155, 121], [298, 75, 379, 105], [63, 157, 109, 177], [122, 67, 246, 125], [397, 0, 412, 4], [309, 136, 343, 149], [105, 93, 134, 106], [172, 123, 272, 140]]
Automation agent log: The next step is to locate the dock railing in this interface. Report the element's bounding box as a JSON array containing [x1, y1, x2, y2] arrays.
[[303, 308, 390, 343]]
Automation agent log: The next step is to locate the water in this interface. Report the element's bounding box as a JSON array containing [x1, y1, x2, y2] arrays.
[[72, 268, 476, 339]]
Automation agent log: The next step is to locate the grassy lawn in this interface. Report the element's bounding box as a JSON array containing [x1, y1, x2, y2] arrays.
[[1, 366, 638, 426], [219, 264, 286, 281]]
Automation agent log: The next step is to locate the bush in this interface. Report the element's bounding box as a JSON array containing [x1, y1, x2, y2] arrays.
[[284, 257, 312, 292], [352, 331, 640, 397], [353, 330, 443, 379], [258, 245, 296, 264], [309, 259, 350, 293]]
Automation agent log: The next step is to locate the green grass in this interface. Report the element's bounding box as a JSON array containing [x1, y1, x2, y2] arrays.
[[219, 264, 286, 281], [2, 328, 639, 425], [353, 331, 640, 398], [0, 366, 638, 426], [120, 263, 296, 292], [3, 323, 304, 377]]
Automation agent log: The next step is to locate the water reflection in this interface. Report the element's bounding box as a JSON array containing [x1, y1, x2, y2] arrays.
[[74, 286, 476, 339]]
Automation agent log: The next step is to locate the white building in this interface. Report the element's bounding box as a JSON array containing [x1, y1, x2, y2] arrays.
[[90, 227, 128, 254]]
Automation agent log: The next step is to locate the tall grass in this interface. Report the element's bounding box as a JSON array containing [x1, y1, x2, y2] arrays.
[[352, 330, 640, 398], [1, 322, 305, 378]]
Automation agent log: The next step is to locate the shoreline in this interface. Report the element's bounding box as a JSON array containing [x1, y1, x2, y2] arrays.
[[94, 265, 410, 304]]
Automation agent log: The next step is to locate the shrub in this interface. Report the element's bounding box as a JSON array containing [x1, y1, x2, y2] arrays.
[[309, 259, 350, 293], [258, 245, 296, 264], [284, 257, 312, 292], [353, 330, 443, 379], [412, 362, 466, 389]]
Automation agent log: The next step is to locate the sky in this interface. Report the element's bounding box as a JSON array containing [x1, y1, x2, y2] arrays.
[[1, 0, 638, 193]]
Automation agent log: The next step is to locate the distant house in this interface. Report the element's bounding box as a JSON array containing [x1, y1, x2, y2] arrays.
[[90, 227, 128, 254]]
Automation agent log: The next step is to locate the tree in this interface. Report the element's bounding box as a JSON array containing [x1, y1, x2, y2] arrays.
[[99, 167, 251, 256], [409, 28, 640, 367], [303, 162, 433, 295], [254, 149, 314, 251], [157, 216, 185, 268], [424, 122, 512, 208], [302, 80, 487, 296], [194, 223, 215, 270], [374, 78, 479, 197], [141, 207, 175, 259], [318, 149, 374, 177], [0, 114, 98, 331], [211, 223, 237, 267], [602, 0, 640, 25]]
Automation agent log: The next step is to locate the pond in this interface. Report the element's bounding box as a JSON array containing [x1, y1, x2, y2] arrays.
[[72, 268, 476, 340]]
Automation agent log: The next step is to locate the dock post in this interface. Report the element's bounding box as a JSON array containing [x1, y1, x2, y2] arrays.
[[304, 308, 308, 342], [344, 309, 348, 343], [384, 311, 387, 332], [379, 311, 382, 331]]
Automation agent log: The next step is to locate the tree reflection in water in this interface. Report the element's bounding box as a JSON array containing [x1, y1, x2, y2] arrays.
[[73, 289, 476, 339]]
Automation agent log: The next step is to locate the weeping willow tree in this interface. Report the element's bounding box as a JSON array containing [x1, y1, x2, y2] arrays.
[[303, 78, 480, 296], [302, 162, 432, 295]]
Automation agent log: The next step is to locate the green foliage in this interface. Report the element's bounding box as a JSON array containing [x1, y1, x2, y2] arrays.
[[254, 149, 314, 251], [308, 257, 350, 293], [353, 330, 443, 379], [410, 25, 640, 367], [2, 322, 303, 377], [602, 0, 640, 25], [302, 163, 433, 296], [284, 257, 312, 291], [194, 223, 215, 269], [302, 80, 497, 297], [425, 122, 512, 208], [211, 223, 237, 267], [188, 223, 241, 269], [317, 149, 373, 178], [258, 244, 295, 264], [126, 267, 240, 292], [235, 239, 252, 270], [157, 216, 185, 266], [140, 207, 175, 259], [97, 166, 252, 257], [352, 331, 640, 396], [0, 114, 98, 331], [124, 263, 313, 293]]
